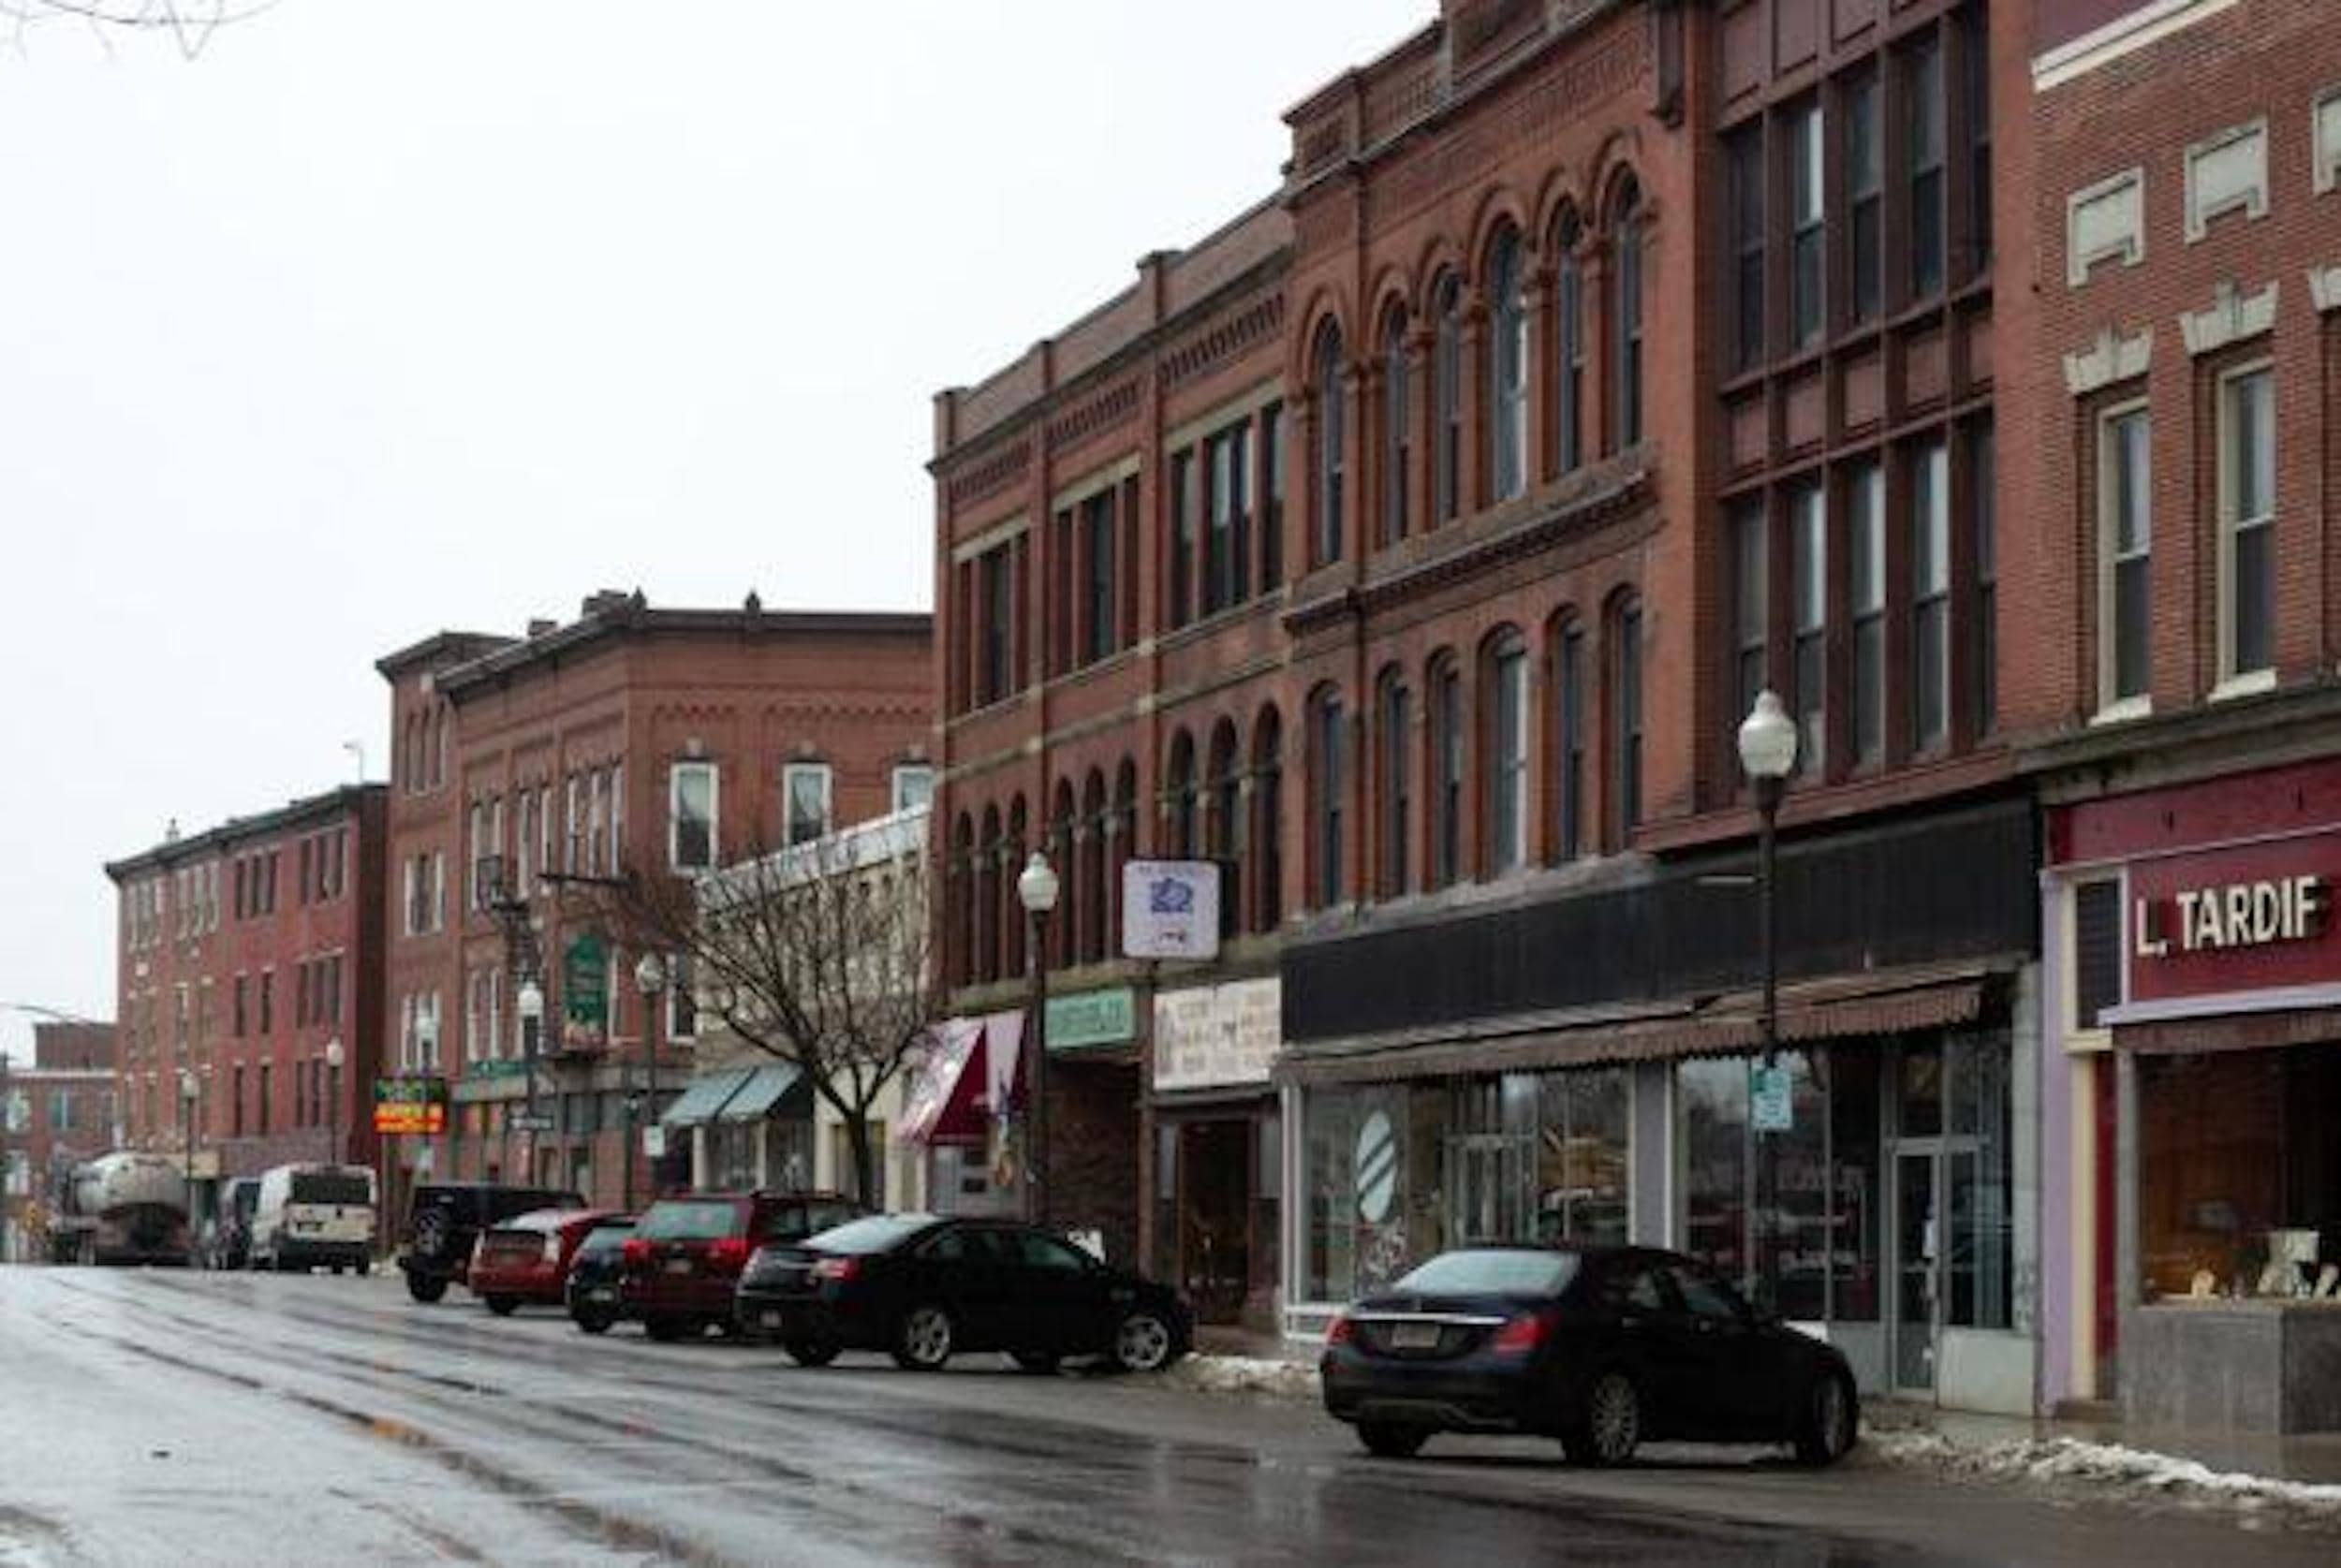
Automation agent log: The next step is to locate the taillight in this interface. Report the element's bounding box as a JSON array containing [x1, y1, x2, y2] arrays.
[[709, 1237, 751, 1271], [1492, 1312, 1550, 1356], [809, 1255, 861, 1284], [621, 1238, 652, 1268], [1324, 1313, 1355, 1347]]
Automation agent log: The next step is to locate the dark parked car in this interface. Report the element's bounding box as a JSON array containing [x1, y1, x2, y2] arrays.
[[468, 1208, 625, 1315], [206, 1178, 261, 1271], [565, 1216, 638, 1334], [397, 1181, 584, 1304], [736, 1213, 1192, 1374], [620, 1192, 867, 1341], [1319, 1244, 1859, 1467]]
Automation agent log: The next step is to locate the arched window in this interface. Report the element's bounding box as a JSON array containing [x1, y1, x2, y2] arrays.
[[1432, 274, 1464, 523], [1611, 177, 1644, 451], [949, 813, 975, 987], [1313, 322, 1346, 565], [977, 805, 1003, 983], [1553, 206, 1584, 474], [1080, 770, 1108, 965], [1165, 730, 1199, 858], [1428, 653, 1465, 887], [1375, 667, 1411, 899], [1002, 796, 1028, 978], [1050, 780, 1079, 970], [1380, 306, 1411, 548], [1552, 614, 1587, 862], [1484, 628, 1531, 874], [1609, 594, 1643, 845], [1487, 228, 1529, 503], [1206, 720, 1244, 939], [1112, 759, 1139, 946], [1249, 713, 1282, 932], [1309, 689, 1346, 908]]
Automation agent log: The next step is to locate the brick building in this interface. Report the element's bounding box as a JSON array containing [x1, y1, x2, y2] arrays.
[[0, 1021, 117, 1261], [2006, 0, 2341, 1431], [377, 592, 932, 1215], [104, 784, 390, 1223], [933, 0, 2045, 1407]]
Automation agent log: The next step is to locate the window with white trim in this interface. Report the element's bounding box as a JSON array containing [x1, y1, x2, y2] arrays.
[[784, 762, 832, 847], [1910, 441, 1951, 752], [891, 764, 935, 814], [1789, 99, 1824, 347], [670, 761, 717, 872], [2071, 879, 2123, 1033], [1487, 635, 1530, 874], [2317, 88, 2341, 195], [2067, 169, 2143, 286], [2218, 364, 2276, 681], [2098, 404, 2153, 710], [1791, 481, 1827, 772], [609, 763, 624, 871], [1850, 462, 1886, 766], [2185, 119, 2268, 241]]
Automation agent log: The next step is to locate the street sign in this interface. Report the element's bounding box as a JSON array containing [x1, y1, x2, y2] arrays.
[[1750, 1063, 1794, 1132], [642, 1124, 666, 1159], [1121, 860, 1221, 960], [508, 1111, 555, 1134]]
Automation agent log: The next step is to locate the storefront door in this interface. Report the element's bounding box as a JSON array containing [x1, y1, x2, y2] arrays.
[[1893, 1148, 1943, 1394], [1181, 1120, 1251, 1324]]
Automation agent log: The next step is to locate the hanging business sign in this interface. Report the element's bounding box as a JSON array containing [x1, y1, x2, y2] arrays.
[[1153, 978, 1280, 1092], [562, 931, 609, 1048], [373, 1076, 449, 1136], [1122, 860, 1221, 960], [1749, 1063, 1794, 1133]]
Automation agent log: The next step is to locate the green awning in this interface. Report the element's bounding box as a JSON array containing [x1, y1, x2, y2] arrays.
[[715, 1064, 804, 1123], [660, 1067, 752, 1128]]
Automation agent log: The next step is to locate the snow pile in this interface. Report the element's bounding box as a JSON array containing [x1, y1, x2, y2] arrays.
[[1166, 1354, 1320, 1400], [1869, 1430, 2341, 1530]]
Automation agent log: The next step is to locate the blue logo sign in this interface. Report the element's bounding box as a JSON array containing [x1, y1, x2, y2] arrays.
[[1148, 877, 1194, 916]]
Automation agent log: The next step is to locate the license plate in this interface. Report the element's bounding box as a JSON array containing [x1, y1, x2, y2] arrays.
[[589, 1287, 615, 1303], [1390, 1322, 1442, 1351], [663, 1258, 693, 1275], [761, 1311, 783, 1328]]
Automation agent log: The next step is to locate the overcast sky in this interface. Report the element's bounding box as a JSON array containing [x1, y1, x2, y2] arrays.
[[0, 0, 1426, 1062]]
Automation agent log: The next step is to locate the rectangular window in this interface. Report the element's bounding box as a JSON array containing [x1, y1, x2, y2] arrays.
[[1204, 425, 1240, 614], [1260, 403, 1285, 589], [1971, 423, 1996, 734], [565, 775, 582, 873], [1378, 681, 1409, 898], [2318, 88, 2341, 194], [1911, 442, 1951, 750], [1556, 255, 1583, 472], [1612, 605, 1642, 838], [1169, 449, 1195, 629], [258, 1062, 272, 1136], [1789, 100, 1824, 347], [230, 1065, 244, 1138], [1557, 627, 1585, 860], [1732, 498, 1768, 722], [233, 975, 248, 1037], [1966, 7, 1992, 275], [2073, 879, 2124, 1030], [2100, 406, 2152, 708], [670, 761, 717, 872], [2186, 119, 2269, 240], [1084, 486, 1119, 657], [1851, 462, 1886, 764], [1791, 481, 1827, 772], [258, 970, 273, 1035], [784, 763, 832, 847], [980, 545, 1013, 701], [431, 852, 445, 931], [891, 765, 935, 815], [1382, 333, 1410, 546], [1050, 507, 1074, 676], [1433, 666, 1463, 887], [1907, 36, 1946, 300], [1729, 123, 1765, 370], [1490, 646, 1530, 874], [2220, 366, 2275, 681]]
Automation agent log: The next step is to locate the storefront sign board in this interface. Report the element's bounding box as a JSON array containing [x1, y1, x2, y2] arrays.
[[1045, 988, 1136, 1051], [1153, 978, 1280, 1092], [373, 1075, 449, 1136], [2122, 835, 2341, 1008]]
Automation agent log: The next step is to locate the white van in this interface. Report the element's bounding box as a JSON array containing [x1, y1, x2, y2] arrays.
[[251, 1164, 376, 1274]]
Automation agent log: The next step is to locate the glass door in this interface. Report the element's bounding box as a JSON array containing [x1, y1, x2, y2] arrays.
[[1893, 1148, 1941, 1394]]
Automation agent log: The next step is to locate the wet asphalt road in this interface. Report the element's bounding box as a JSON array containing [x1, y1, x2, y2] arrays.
[[0, 1269, 2332, 1567]]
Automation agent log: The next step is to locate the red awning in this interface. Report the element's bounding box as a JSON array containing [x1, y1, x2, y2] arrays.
[[898, 1019, 987, 1148]]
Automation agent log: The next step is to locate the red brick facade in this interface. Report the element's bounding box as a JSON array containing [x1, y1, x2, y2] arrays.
[[1, 1023, 118, 1259]]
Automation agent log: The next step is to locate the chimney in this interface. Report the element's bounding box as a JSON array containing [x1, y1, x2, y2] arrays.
[[526, 618, 557, 639], [581, 589, 631, 619]]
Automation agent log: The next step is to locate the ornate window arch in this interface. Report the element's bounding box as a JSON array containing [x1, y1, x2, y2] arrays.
[[1487, 227, 1530, 503]]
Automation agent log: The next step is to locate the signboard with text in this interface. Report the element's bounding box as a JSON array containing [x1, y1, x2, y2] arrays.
[[562, 931, 609, 1048], [1044, 988, 1137, 1051], [373, 1076, 449, 1136], [2122, 833, 2341, 1011], [1153, 978, 1280, 1092], [1122, 860, 1221, 960]]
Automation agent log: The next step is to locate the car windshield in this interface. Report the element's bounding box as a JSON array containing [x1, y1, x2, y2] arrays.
[[1393, 1250, 1580, 1297], [637, 1200, 744, 1241], [805, 1213, 935, 1254], [290, 1172, 371, 1207], [576, 1224, 634, 1255]]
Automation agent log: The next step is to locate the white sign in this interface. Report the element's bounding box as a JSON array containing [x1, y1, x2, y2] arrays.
[[642, 1124, 667, 1160], [1152, 978, 1280, 1092], [1750, 1063, 1794, 1133], [1122, 859, 1221, 960]]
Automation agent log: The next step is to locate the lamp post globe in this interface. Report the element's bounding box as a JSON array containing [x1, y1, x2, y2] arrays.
[[1016, 851, 1060, 915], [515, 979, 545, 1024], [1736, 688, 1799, 783], [633, 953, 666, 998], [323, 1037, 345, 1165]]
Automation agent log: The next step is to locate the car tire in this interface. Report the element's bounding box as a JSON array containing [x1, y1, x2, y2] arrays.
[[405, 1272, 449, 1305], [484, 1295, 520, 1317], [1108, 1310, 1179, 1374], [785, 1338, 841, 1369], [1792, 1370, 1859, 1467], [1011, 1351, 1061, 1375], [891, 1303, 954, 1370], [1562, 1370, 1642, 1468], [643, 1317, 685, 1342], [1357, 1422, 1429, 1459], [573, 1311, 615, 1336]]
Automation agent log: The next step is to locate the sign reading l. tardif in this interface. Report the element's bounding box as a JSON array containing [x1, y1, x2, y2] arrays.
[[1122, 860, 1221, 960]]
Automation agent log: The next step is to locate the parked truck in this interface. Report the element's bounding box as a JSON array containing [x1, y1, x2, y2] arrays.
[[51, 1152, 194, 1267]]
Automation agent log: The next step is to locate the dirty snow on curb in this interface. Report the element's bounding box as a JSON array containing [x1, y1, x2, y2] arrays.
[[1166, 1355, 1319, 1399], [1868, 1431, 2341, 1529]]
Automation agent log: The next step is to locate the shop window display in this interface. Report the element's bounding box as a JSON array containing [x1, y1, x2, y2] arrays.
[[1537, 1068, 1629, 1244]]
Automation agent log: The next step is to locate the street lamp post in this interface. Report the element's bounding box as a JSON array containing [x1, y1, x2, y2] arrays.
[[177, 1067, 199, 1251], [632, 953, 666, 1205], [323, 1036, 345, 1165], [1737, 689, 1799, 1315], [1015, 851, 1059, 1228], [516, 978, 545, 1184]]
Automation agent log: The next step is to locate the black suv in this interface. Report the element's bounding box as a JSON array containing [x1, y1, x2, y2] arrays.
[[398, 1181, 583, 1303]]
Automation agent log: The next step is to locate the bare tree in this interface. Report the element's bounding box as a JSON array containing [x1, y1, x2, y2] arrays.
[[2, 1, 281, 57], [574, 811, 935, 1206]]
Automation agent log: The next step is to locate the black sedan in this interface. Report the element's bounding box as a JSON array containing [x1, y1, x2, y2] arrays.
[[564, 1217, 637, 1334], [1320, 1244, 1859, 1467], [736, 1213, 1192, 1374]]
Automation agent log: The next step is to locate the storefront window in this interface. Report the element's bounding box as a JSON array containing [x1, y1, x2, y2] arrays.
[[1536, 1068, 1627, 1244], [1304, 1088, 1360, 1301], [1255, 1111, 1282, 1300], [1682, 1049, 1831, 1316], [1772, 1050, 1829, 1322], [1445, 1077, 1535, 1244], [1679, 1057, 1747, 1285], [2140, 1047, 2339, 1300], [1154, 1122, 1178, 1284], [1829, 1048, 1882, 1322], [1948, 1031, 2012, 1328]]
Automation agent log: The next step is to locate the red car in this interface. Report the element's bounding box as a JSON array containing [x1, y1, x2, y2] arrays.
[[621, 1191, 865, 1341], [468, 1208, 626, 1316]]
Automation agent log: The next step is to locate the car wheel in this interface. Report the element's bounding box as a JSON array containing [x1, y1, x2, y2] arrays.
[[484, 1295, 520, 1317], [405, 1272, 448, 1305], [1563, 1370, 1642, 1467], [330, 1265, 346, 1277], [1108, 1310, 1178, 1374], [1792, 1370, 1859, 1467], [573, 1311, 614, 1336], [785, 1338, 841, 1369], [1357, 1422, 1429, 1459], [643, 1316, 685, 1342], [1011, 1351, 1061, 1375], [891, 1303, 954, 1370]]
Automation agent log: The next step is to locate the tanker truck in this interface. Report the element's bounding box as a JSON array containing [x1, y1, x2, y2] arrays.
[[51, 1152, 195, 1267]]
